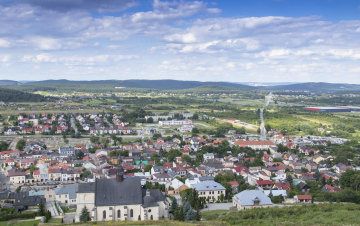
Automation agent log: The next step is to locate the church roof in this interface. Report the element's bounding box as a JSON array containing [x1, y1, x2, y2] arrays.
[[95, 177, 143, 206]]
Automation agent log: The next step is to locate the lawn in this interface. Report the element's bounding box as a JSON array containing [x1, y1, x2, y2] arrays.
[[0, 220, 40, 226], [47, 218, 62, 223], [202, 204, 360, 225]]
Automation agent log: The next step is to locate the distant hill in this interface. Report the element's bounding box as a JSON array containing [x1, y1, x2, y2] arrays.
[[0, 80, 20, 87], [259, 82, 360, 92], [0, 87, 47, 102], [25, 79, 253, 90], [6, 79, 360, 93]]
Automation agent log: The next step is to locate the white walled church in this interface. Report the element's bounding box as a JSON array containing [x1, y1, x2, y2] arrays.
[[76, 167, 169, 222]]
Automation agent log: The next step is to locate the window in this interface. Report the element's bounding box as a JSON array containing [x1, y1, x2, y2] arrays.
[[117, 210, 121, 218], [103, 210, 106, 219], [148, 209, 151, 212], [130, 209, 133, 218], [218, 191, 220, 194]]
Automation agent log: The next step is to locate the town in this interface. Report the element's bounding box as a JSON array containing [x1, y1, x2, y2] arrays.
[[0, 106, 358, 224]]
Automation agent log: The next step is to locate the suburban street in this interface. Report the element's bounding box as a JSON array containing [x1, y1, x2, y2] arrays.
[[260, 92, 272, 141], [70, 116, 78, 134]]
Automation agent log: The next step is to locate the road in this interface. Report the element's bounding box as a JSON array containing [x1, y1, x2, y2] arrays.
[[201, 203, 232, 211], [260, 92, 272, 141], [70, 117, 78, 134]]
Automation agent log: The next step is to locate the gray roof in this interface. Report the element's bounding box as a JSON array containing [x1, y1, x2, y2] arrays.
[[192, 181, 225, 191], [77, 182, 96, 193], [55, 185, 78, 199], [199, 176, 214, 181], [233, 190, 272, 206], [95, 177, 143, 206]]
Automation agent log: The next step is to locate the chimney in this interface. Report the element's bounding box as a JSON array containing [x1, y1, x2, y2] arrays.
[[146, 189, 150, 197]]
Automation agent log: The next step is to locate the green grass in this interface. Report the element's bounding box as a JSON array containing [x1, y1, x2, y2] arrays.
[[0, 220, 40, 226], [60, 206, 76, 213], [202, 204, 360, 225], [47, 218, 62, 223]]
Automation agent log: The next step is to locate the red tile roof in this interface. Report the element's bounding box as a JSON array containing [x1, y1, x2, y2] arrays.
[[296, 195, 312, 200]]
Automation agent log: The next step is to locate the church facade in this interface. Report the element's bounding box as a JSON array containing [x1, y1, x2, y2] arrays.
[[76, 168, 169, 221]]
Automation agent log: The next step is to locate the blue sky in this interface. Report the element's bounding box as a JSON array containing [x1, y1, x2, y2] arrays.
[[0, 0, 360, 83]]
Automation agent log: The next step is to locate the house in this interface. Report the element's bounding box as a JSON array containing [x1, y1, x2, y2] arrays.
[[256, 180, 273, 189], [234, 140, 275, 150], [203, 153, 214, 161], [294, 195, 312, 204], [9, 170, 26, 184], [321, 184, 342, 193], [192, 181, 226, 201], [228, 181, 239, 194], [75, 167, 169, 222], [55, 185, 78, 205], [232, 190, 273, 210]]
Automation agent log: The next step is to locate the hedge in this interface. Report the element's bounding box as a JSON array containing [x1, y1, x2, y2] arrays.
[[0, 211, 37, 221]]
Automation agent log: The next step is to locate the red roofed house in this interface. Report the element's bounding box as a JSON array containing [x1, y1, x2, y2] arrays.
[[256, 180, 273, 188], [294, 195, 312, 203], [234, 140, 275, 150], [4, 158, 15, 166], [261, 154, 273, 162], [232, 166, 249, 175], [229, 181, 239, 193], [273, 182, 292, 191]]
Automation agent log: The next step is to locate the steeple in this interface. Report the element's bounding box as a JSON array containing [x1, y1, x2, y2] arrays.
[[116, 165, 124, 182]]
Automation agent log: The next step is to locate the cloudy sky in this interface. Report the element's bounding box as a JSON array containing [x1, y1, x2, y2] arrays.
[[0, 0, 360, 83]]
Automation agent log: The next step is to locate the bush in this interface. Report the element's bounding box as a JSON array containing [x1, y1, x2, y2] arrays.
[[0, 212, 37, 221]]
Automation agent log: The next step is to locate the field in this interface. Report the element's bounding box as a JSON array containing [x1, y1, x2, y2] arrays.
[[202, 204, 360, 225]]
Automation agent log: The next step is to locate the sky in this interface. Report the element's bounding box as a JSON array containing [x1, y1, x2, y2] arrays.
[[0, 0, 360, 83]]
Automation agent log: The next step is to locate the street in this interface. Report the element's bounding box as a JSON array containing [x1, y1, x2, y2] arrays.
[[70, 117, 78, 134], [260, 92, 272, 141]]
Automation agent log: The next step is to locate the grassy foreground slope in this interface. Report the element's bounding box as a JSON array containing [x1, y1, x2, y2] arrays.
[[202, 204, 360, 225]]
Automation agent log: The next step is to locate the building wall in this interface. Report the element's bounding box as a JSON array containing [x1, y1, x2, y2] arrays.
[[95, 204, 142, 221], [10, 175, 25, 184], [76, 192, 95, 216], [198, 189, 225, 201], [232, 197, 272, 210]]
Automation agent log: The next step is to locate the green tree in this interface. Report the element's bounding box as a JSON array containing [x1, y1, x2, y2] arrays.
[[16, 139, 26, 151], [76, 150, 85, 159], [16, 186, 21, 193], [64, 139, 69, 144], [314, 170, 321, 181], [90, 136, 100, 144], [144, 164, 153, 172], [147, 117, 154, 123], [171, 198, 177, 209], [38, 199, 45, 216], [181, 155, 192, 163], [79, 206, 90, 223], [286, 174, 293, 184]]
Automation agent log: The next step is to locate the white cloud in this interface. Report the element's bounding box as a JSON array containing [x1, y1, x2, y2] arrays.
[[31, 37, 62, 50], [0, 39, 10, 47]]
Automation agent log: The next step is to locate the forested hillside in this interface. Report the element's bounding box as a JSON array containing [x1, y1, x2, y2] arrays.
[[24, 79, 253, 90], [260, 82, 360, 92], [0, 87, 47, 102], [0, 80, 20, 86]]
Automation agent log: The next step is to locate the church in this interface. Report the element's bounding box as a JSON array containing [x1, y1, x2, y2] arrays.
[[76, 167, 169, 221]]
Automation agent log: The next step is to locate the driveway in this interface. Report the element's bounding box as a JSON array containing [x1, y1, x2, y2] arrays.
[[201, 203, 232, 211], [63, 213, 76, 224], [45, 201, 58, 217]]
